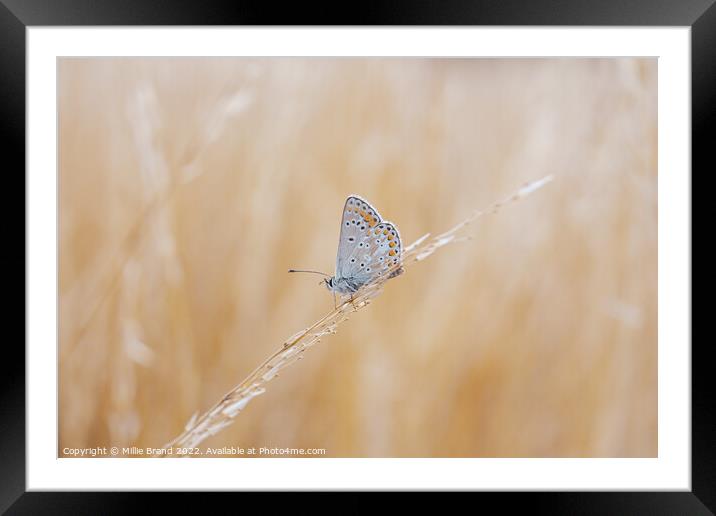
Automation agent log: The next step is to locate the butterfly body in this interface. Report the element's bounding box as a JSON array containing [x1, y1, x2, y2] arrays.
[[324, 276, 362, 295]]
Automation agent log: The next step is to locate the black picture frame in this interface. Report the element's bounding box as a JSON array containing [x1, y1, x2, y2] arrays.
[[2, 0, 706, 512]]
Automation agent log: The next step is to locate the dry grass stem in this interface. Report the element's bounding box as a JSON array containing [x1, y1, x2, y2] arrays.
[[160, 175, 554, 455]]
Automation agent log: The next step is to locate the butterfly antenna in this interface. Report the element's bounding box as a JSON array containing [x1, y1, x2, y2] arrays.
[[288, 269, 330, 277]]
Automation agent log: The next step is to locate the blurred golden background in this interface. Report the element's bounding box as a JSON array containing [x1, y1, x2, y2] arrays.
[[59, 58, 657, 457]]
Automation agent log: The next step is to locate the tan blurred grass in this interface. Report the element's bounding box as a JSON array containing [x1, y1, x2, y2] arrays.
[[58, 58, 657, 457]]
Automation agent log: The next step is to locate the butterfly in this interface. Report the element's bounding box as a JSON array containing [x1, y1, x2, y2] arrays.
[[290, 195, 403, 305]]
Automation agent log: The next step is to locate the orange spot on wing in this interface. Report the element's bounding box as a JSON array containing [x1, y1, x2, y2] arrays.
[[389, 249, 396, 256]]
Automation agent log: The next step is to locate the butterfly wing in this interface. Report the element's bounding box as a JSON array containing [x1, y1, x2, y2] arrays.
[[336, 195, 402, 289], [336, 195, 383, 280], [349, 221, 402, 285]]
